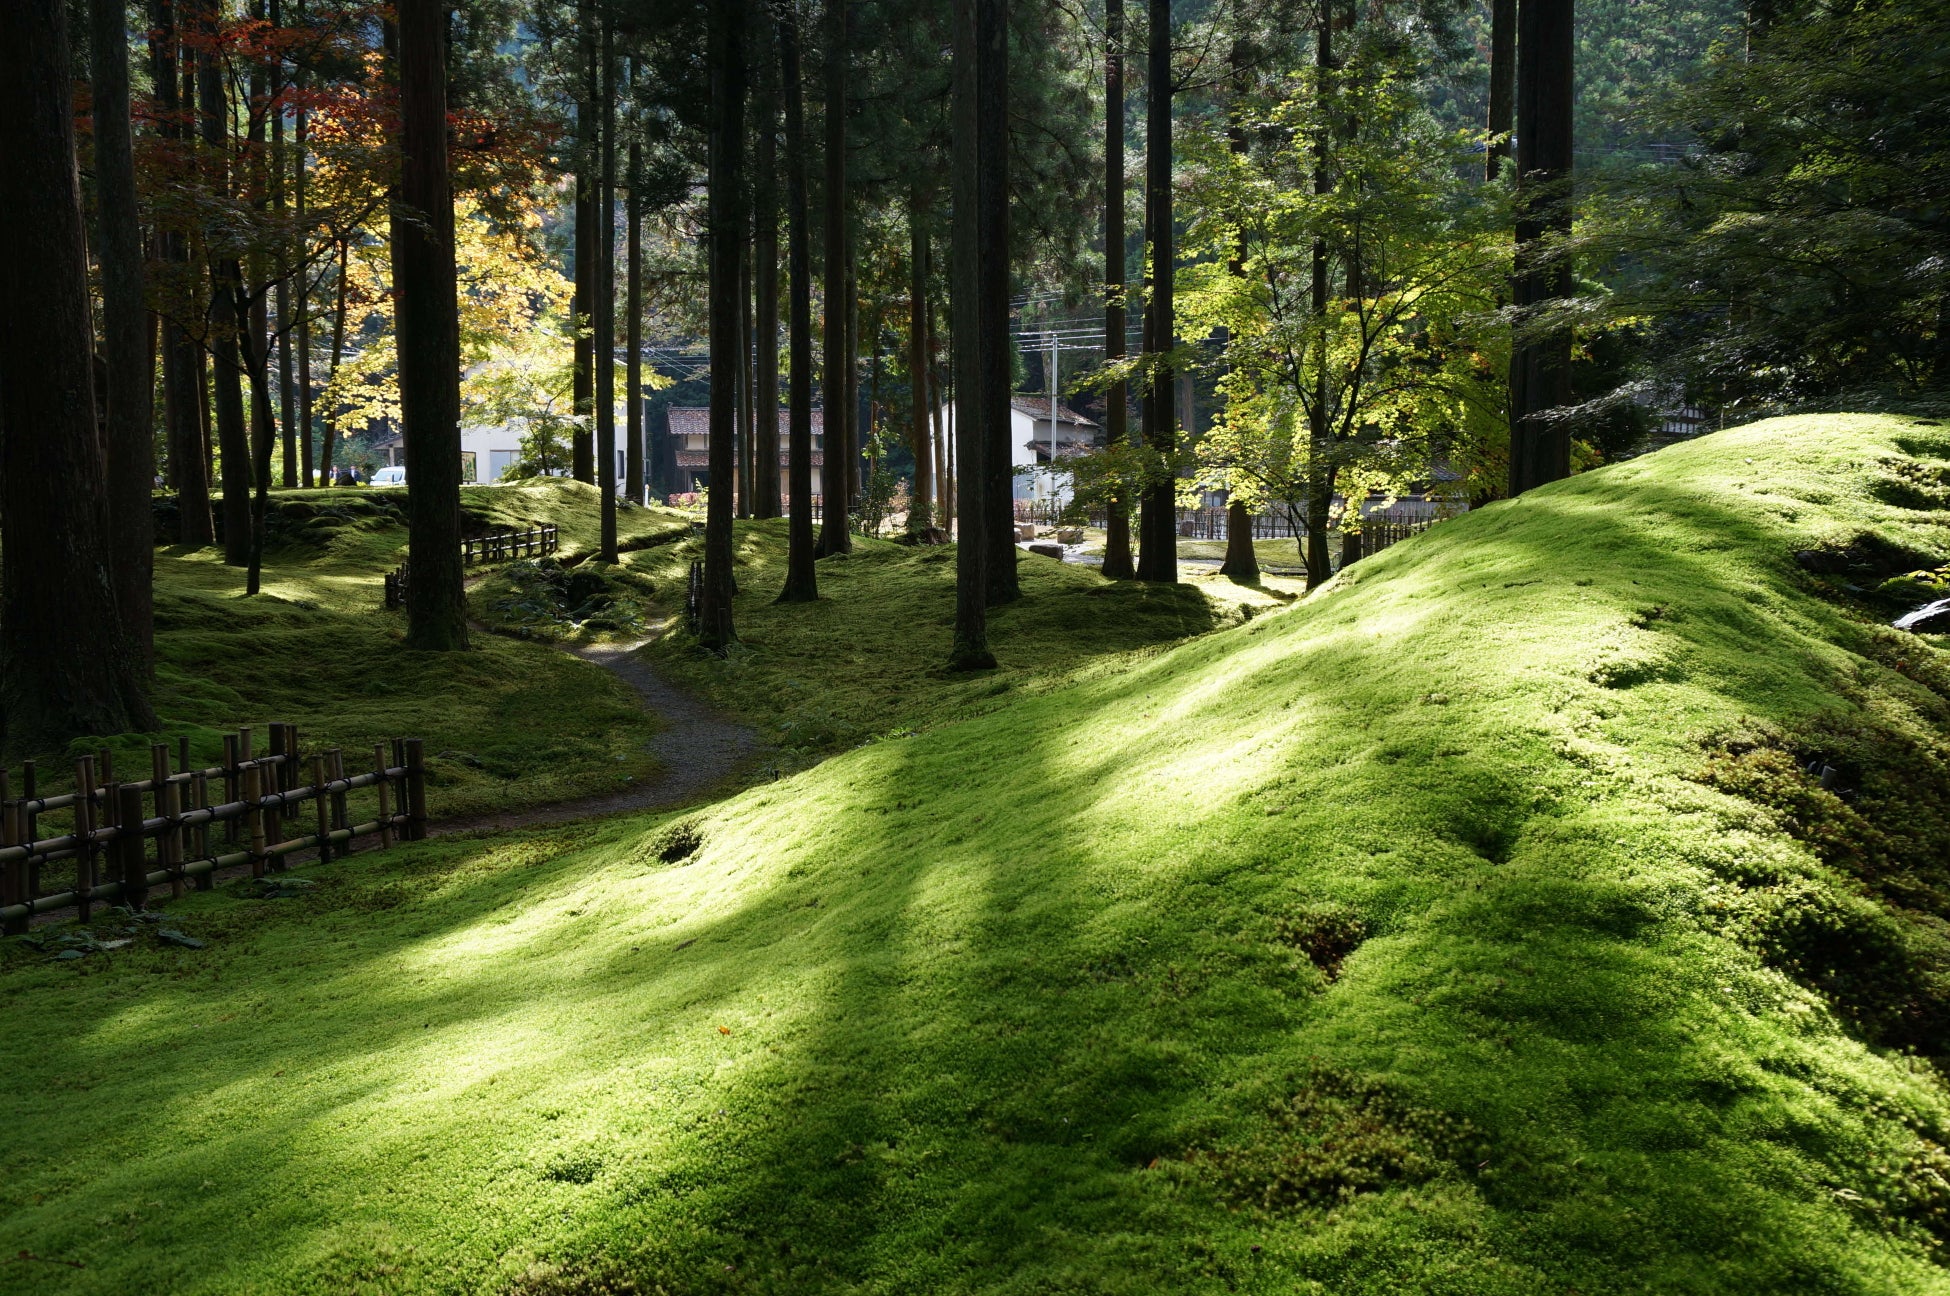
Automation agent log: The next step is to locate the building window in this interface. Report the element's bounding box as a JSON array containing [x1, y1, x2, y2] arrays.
[[460, 450, 477, 484], [489, 449, 519, 482]]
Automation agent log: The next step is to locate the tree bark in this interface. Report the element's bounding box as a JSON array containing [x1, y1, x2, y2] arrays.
[[92, 0, 156, 669], [571, 0, 596, 484], [394, 0, 468, 649], [242, 285, 282, 596], [949, 0, 1005, 667], [906, 186, 934, 533], [1217, 36, 1259, 585], [753, 39, 781, 520], [700, 0, 746, 651], [1100, 0, 1135, 580], [737, 236, 755, 518], [0, 0, 157, 752], [626, 89, 644, 506], [295, 81, 314, 486], [776, 7, 818, 602], [271, 0, 296, 490], [597, 14, 618, 559], [1507, 0, 1574, 496], [198, 0, 252, 565], [1304, 0, 1334, 588], [1486, 0, 1515, 181], [814, 0, 852, 557], [1135, 0, 1178, 584]]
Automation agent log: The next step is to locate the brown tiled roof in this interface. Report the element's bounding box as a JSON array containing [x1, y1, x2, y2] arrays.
[[669, 406, 824, 437], [675, 450, 824, 469], [1009, 397, 1097, 428]]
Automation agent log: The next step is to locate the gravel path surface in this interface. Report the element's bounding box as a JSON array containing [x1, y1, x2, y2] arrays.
[[432, 630, 768, 838]]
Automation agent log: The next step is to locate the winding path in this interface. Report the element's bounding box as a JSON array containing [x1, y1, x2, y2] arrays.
[[432, 629, 767, 837]]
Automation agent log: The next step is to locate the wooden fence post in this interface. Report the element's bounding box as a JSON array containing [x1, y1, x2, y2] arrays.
[[160, 779, 184, 901], [311, 754, 332, 864], [374, 744, 395, 848], [20, 760, 37, 900], [222, 735, 240, 844], [244, 765, 266, 879], [191, 770, 213, 890], [74, 756, 97, 924], [118, 783, 146, 911], [330, 749, 351, 854], [1, 793, 22, 936], [403, 739, 427, 841]]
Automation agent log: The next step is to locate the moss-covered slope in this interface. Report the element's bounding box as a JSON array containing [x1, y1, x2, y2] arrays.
[[6, 414, 1950, 1294]]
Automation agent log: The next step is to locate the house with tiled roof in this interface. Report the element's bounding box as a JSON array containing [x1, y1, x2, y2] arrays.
[[935, 397, 1102, 506], [666, 406, 825, 497]]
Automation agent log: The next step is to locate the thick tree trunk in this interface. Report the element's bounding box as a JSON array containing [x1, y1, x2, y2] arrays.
[[596, 16, 618, 560], [753, 42, 781, 521], [0, 0, 157, 752], [1507, 0, 1574, 496], [700, 0, 747, 651], [1304, 1, 1334, 589], [1487, 0, 1515, 181], [198, 11, 252, 564], [626, 127, 644, 505], [776, 8, 818, 602], [1135, 0, 1177, 584], [571, 0, 596, 484], [295, 86, 313, 486], [814, 0, 851, 557], [270, 4, 296, 492], [92, 0, 155, 669], [906, 187, 933, 533], [737, 239, 755, 518], [394, 0, 468, 650], [1100, 0, 1135, 580], [1217, 37, 1259, 586], [948, 0, 1005, 667]]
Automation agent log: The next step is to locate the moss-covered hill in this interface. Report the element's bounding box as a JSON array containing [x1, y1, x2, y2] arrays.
[[6, 414, 1950, 1294]]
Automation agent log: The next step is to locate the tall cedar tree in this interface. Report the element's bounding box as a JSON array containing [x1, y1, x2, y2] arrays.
[[151, 0, 216, 540], [754, 27, 782, 519], [597, 16, 618, 561], [777, 9, 819, 602], [1508, 0, 1574, 494], [948, 0, 1006, 667], [1303, 0, 1334, 587], [1134, 0, 1178, 583], [1099, 0, 1135, 580], [0, 0, 157, 751], [1216, 36, 1259, 584], [394, 0, 468, 649], [92, 0, 156, 667], [626, 65, 644, 506], [571, 0, 595, 483], [814, 0, 852, 557], [201, 0, 252, 566], [1487, 0, 1514, 180], [906, 185, 933, 532], [699, 0, 746, 651]]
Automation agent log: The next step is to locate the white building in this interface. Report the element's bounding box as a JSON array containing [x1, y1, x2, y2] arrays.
[[936, 397, 1101, 505], [373, 402, 636, 491]]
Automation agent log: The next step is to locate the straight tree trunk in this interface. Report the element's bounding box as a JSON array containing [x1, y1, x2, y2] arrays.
[[0, 0, 157, 751], [906, 186, 933, 533], [1486, 0, 1515, 181], [700, 0, 747, 651], [1217, 36, 1259, 585], [846, 238, 863, 534], [322, 238, 347, 484], [155, 15, 211, 538], [1304, 0, 1334, 588], [596, 15, 618, 560], [271, 1, 296, 490], [814, 0, 851, 557], [92, 0, 156, 669], [1099, 0, 1135, 580], [199, 3, 252, 564], [242, 286, 282, 596], [1507, 0, 1574, 495], [295, 81, 313, 486], [626, 139, 644, 505], [394, 0, 468, 649], [571, 0, 596, 483], [737, 238, 755, 517], [1134, 0, 1178, 584], [776, 8, 818, 602], [948, 0, 1005, 667], [753, 41, 781, 520]]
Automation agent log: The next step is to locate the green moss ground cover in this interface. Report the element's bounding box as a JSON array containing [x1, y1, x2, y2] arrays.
[[126, 482, 690, 817], [6, 415, 1950, 1292], [618, 520, 1254, 755]]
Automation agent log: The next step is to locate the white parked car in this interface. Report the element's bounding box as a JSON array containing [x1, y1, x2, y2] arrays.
[[371, 465, 407, 488]]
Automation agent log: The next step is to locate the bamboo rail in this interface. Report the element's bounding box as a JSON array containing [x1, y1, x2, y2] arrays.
[[386, 525, 560, 609], [0, 728, 425, 930]]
